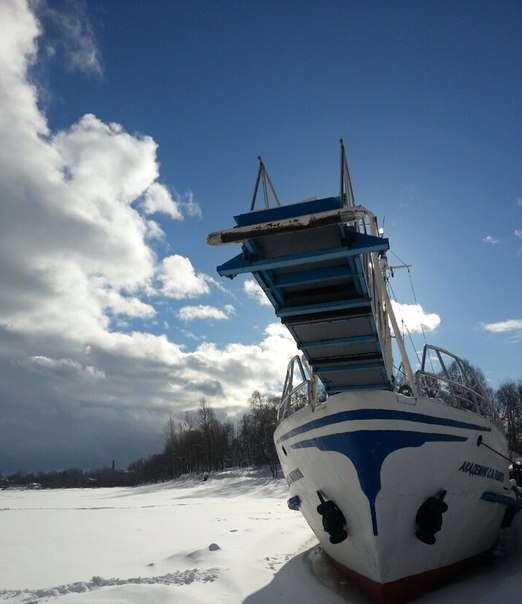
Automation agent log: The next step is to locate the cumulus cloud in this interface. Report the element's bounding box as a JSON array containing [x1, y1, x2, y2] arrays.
[[157, 255, 212, 299], [483, 235, 500, 245], [145, 219, 165, 241], [177, 304, 235, 322], [515, 229, 522, 239], [141, 187, 202, 222], [391, 301, 441, 334], [30, 355, 106, 380], [244, 279, 271, 306], [180, 323, 299, 403], [1, 107, 162, 339], [141, 182, 183, 220], [0, 0, 303, 474]]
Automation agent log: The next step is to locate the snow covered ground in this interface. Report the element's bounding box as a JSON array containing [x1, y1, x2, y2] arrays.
[[1, 468, 520, 604]]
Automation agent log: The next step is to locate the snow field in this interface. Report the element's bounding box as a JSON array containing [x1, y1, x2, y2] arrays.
[[1, 468, 520, 604]]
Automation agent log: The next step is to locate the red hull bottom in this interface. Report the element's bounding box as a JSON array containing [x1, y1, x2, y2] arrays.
[[327, 550, 489, 603]]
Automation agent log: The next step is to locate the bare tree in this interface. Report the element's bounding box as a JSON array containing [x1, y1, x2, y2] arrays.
[[495, 380, 522, 455], [243, 391, 280, 477]]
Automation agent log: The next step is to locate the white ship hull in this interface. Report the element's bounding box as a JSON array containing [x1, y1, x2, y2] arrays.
[[274, 389, 511, 603]]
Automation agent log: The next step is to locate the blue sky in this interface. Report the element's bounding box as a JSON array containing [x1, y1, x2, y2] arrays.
[[0, 0, 521, 473]]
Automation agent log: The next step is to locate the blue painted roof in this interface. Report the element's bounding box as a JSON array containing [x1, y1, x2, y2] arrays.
[[233, 196, 342, 226]]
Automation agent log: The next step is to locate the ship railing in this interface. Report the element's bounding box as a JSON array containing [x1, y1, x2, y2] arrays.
[[415, 345, 503, 431], [278, 355, 316, 422], [351, 209, 404, 390], [361, 248, 389, 367]]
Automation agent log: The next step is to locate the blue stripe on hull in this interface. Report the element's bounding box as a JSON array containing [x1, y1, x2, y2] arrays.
[[276, 408, 490, 444], [291, 429, 467, 536]]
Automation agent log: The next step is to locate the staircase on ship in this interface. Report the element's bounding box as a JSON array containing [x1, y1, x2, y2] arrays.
[[208, 143, 393, 395]]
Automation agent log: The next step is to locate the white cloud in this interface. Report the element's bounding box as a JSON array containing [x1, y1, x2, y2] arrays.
[[224, 304, 235, 315], [0, 1, 226, 472], [515, 229, 522, 239], [483, 235, 500, 245], [482, 319, 522, 333], [391, 301, 441, 334], [0, 1, 297, 474], [145, 219, 165, 240], [52, 113, 159, 208], [30, 355, 106, 380], [157, 255, 211, 299], [38, 0, 102, 75], [0, 106, 162, 338], [244, 279, 271, 306], [517, 198, 522, 208], [177, 304, 235, 322], [141, 182, 183, 220], [180, 190, 202, 219], [94, 280, 156, 319], [181, 322, 299, 402]]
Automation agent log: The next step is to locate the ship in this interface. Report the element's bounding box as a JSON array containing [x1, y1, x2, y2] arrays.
[[207, 142, 518, 603]]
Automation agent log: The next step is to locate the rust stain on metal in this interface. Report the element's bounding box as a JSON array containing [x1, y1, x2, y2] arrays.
[[207, 207, 367, 246]]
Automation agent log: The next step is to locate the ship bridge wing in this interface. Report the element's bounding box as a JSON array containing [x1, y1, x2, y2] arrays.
[[210, 195, 393, 395]]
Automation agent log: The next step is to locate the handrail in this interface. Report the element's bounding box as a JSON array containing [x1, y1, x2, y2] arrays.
[[278, 356, 317, 421], [416, 345, 503, 431]]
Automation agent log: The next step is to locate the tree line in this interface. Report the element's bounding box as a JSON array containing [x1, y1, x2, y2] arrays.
[[1, 391, 280, 489], [2, 379, 521, 489], [128, 392, 280, 483]]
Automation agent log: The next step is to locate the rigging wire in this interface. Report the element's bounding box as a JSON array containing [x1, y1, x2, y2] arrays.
[[387, 279, 422, 369], [389, 250, 433, 360], [386, 250, 437, 376]]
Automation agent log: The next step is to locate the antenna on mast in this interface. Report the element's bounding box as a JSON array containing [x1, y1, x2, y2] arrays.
[[339, 139, 355, 208], [250, 156, 281, 210]]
